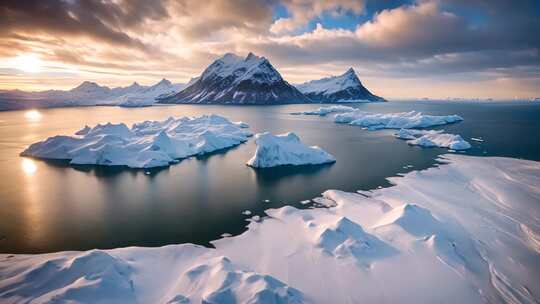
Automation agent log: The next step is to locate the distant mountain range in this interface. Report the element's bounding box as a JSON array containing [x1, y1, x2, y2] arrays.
[[0, 52, 384, 110], [0, 78, 189, 110]]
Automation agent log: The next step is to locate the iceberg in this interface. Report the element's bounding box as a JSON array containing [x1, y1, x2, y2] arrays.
[[291, 105, 356, 116], [395, 129, 471, 150], [334, 110, 463, 130], [21, 114, 252, 168], [247, 132, 336, 168], [3, 155, 539, 303]]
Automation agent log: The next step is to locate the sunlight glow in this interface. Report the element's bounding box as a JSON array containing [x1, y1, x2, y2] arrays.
[[24, 110, 42, 121], [12, 54, 43, 73], [22, 158, 37, 175]]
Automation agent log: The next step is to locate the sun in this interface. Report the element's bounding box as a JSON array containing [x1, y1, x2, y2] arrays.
[[12, 54, 43, 73]]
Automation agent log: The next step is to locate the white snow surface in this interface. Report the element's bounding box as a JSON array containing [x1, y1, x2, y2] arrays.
[[247, 132, 336, 168], [334, 110, 463, 130], [201, 53, 282, 85], [395, 129, 472, 150], [2, 155, 539, 303], [21, 114, 253, 168]]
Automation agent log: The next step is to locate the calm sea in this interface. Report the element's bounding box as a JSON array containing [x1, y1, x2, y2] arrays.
[[1, 100, 539, 253]]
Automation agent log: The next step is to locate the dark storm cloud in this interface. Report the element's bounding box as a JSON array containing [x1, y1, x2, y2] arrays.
[[233, 0, 540, 79], [0, 0, 171, 50]]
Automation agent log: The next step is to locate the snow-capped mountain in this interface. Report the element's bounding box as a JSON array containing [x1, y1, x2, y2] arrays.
[[296, 68, 385, 103], [117, 79, 187, 107], [159, 53, 310, 104], [0, 79, 187, 110]]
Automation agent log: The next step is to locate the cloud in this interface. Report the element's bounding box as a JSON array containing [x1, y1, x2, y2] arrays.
[[0, 0, 539, 98], [270, 0, 365, 34]]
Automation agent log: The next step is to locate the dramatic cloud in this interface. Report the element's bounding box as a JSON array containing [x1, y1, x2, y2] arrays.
[[270, 0, 365, 34], [0, 0, 539, 98]]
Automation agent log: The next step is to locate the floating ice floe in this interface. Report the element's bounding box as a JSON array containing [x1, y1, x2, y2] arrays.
[[334, 110, 463, 130], [395, 129, 471, 150], [290, 105, 356, 116], [2, 155, 540, 303], [21, 114, 253, 168], [247, 132, 336, 168]]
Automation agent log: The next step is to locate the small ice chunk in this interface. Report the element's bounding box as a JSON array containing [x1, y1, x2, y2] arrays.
[[395, 129, 471, 150], [242, 210, 252, 216], [470, 137, 484, 142], [221, 233, 232, 238], [300, 200, 311, 205], [263, 199, 271, 203], [291, 105, 356, 116]]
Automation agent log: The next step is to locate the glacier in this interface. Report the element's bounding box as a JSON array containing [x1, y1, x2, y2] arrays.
[[2, 155, 539, 303], [247, 132, 336, 168], [20, 114, 252, 168]]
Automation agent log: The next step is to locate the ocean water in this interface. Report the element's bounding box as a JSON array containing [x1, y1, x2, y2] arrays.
[[0, 100, 539, 253]]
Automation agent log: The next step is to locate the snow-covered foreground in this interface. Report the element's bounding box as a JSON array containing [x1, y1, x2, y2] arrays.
[[2, 155, 539, 303], [21, 115, 252, 168], [247, 132, 336, 168]]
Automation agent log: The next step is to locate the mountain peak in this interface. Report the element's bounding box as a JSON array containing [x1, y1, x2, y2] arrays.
[[157, 78, 172, 86], [344, 68, 356, 76], [245, 52, 263, 62], [73, 81, 105, 91], [296, 67, 384, 102]]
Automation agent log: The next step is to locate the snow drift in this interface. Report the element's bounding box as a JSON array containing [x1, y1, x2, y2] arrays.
[[247, 132, 336, 168], [21, 114, 253, 168]]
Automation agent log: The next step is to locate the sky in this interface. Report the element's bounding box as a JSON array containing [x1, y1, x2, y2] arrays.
[[0, 0, 539, 99]]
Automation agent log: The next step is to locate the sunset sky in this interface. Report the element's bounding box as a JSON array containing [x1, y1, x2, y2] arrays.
[[1, 0, 539, 99]]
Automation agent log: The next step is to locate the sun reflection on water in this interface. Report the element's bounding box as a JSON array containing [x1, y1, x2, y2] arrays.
[[24, 110, 42, 121], [22, 158, 37, 175]]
